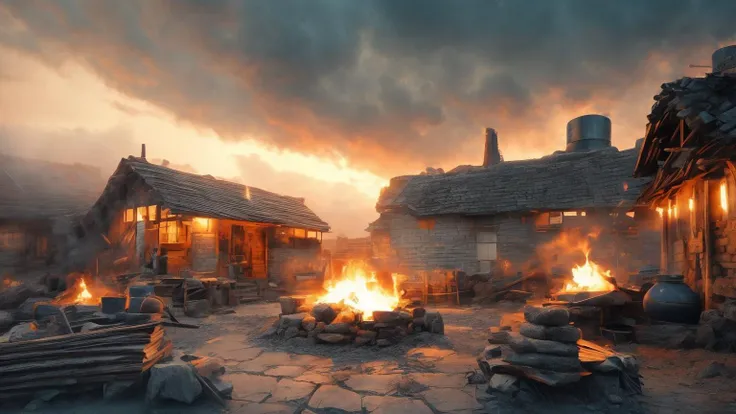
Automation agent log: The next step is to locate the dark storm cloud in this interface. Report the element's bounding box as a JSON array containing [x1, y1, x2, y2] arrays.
[[1, 0, 735, 174]]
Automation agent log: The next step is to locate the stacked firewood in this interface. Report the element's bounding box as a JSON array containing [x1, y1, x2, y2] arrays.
[[0, 322, 172, 401], [274, 297, 444, 346]]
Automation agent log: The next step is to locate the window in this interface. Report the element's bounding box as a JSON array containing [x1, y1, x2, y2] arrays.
[[124, 209, 135, 223], [535, 212, 563, 230], [626, 211, 635, 218], [0, 231, 24, 250], [159, 220, 185, 244], [477, 232, 497, 273], [147, 205, 157, 221], [563, 211, 578, 217], [307, 231, 319, 239], [136, 207, 147, 222], [418, 218, 436, 230], [293, 229, 306, 239], [580, 211, 587, 217], [549, 212, 563, 225]]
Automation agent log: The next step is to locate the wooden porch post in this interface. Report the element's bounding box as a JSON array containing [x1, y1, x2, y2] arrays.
[[703, 180, 712, 310]]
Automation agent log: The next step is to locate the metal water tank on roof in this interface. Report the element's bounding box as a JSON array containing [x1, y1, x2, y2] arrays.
[[712, 45, 736, 74], [566, 114, 612, 152]]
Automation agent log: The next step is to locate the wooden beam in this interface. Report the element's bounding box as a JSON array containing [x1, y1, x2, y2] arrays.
[[703, 180, 712, 310], [680, 119, 686, 147]]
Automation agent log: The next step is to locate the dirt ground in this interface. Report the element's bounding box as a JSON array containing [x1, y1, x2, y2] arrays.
[[5, 301, 736, 414]]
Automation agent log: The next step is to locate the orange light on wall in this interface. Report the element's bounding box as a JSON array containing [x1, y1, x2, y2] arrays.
[[656, 207, 663, 217], [193, 217, 211, 232], [720, 181, 729, 213], [688, 198, 694, 212]]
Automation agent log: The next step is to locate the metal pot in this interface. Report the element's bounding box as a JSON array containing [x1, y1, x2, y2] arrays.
[[643, 275, 701, 324], [140, 296, 165, 314]]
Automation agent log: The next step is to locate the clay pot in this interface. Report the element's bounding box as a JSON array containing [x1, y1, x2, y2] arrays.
[[643, 275, 701, 324]]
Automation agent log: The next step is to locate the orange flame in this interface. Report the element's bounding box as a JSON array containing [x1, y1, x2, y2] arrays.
[[75, 279, 93, 303], [560, 251, 615, 293], [312, 261, 399, 320]]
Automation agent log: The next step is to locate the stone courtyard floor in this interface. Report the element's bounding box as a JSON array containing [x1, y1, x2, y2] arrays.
[[6, 301, 736, 413]]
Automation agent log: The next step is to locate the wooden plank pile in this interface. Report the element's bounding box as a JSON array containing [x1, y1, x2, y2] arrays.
[[0, 322, 171, 401]]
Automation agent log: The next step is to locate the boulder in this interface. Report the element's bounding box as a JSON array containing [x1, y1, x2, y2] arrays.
[[301, 315, 317, 331], [279, 313, 308, 330], [503, 352, 582, 372], [146, 362, 202, 404], [695, 324, 717, 349], [489, 374, 519, 393], [373, 311, 401, 324], [283, 327, 300, 339], [507, 333, 579, 356], [312, 304, 337, 324], [424, 311, 444, 334], [524, 306, 570, 326], [519, 323, 581, 343]]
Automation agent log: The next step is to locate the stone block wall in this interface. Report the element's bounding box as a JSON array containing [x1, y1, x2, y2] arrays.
[[268, 247, 322, 287], [712, 220, 736, 300], [384, 213, 479, 274]]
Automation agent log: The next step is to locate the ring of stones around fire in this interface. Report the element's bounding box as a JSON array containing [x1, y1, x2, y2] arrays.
[[198, 334, 486, 413]]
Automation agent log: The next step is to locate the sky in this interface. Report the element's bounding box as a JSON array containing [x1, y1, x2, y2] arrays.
[[0, 0, 734, 237]]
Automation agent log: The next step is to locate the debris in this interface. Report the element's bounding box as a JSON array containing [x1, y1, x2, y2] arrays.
[[210, 379, 234, 399], [466, 370, 487, 384], [190, 356, 226, 378], [489, 373, 519, 393], [147, 361, 202, 404], [184, 299, 210, 318]]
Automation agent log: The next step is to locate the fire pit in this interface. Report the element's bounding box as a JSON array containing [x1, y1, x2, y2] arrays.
[[273, 262, 444, 346]]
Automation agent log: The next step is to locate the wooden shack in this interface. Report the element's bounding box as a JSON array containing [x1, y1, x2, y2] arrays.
[[0, 153, 104, 274], [82, 153, 330, 289], [634, 51, 736, 309]]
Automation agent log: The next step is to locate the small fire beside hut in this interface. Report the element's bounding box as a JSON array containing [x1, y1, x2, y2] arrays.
[[275, 262, 444, 346]]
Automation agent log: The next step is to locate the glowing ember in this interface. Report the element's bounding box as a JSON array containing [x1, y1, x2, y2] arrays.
[[560, 251, 615, 293], [313, 261, 399, 320]]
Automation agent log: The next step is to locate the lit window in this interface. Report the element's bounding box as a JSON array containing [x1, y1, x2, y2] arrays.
[[159, 220, 184, 243], [193, 217, 211, 232], [549, 212, 563, 225], [148, 205, 157, 221], [626, 211, 635, 218], [721, 181, 728, 214], [124, 209, 134, 223], [477, 232, 497, 273], [563, 211, 578, 217], [307, 231, 318, 239], [293, 229, 306, 238], [580, 211, 587, 217], [136, 207, 147, 222], [656, 207, 663, 217]]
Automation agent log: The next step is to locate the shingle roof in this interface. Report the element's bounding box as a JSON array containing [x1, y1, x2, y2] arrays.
[[634, 73, 736, 204], [0, 153, 104, 220], [106, 157, 330, 231], [377, 147, 648, 217]]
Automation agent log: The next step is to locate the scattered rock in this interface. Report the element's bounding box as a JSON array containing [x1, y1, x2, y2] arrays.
[[466, 371, 487, 384], [311, 304, 337, 324], [698, 362, 726, 379], [0, 310, 14, 331], [519, 322, 581, 343], [524, 306, 570, 326], [283, 326, 300, 339], [190, 356, 226, 378], [314, 321, 326, 333], [308, 385, 362, 412], [475, 383, 494, 402], [317, 333, 351, 344], [301, 315, 317, 331], [376, 339, 392, 347], [700, 309, 723, 324], [490, 373, 519, 393], [184, 299, 210, 318], [424, 311, 444, 334], [147, 362, 202, 404]]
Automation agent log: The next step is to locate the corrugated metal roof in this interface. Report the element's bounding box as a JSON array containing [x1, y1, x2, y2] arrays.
[[377, 147, 649, 217], [114, 158, 330, 231]]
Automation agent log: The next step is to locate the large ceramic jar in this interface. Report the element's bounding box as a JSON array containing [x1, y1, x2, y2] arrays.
[[643, 275, 701, 324]]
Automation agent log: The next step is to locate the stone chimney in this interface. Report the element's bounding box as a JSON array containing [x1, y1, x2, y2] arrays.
[[483, 128, 501, 167], [141, 143, 147, 160]]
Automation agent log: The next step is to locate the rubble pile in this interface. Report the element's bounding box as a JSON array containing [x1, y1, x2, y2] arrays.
[[274, 296, 444, 346], [477, 305, 642, 405]]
